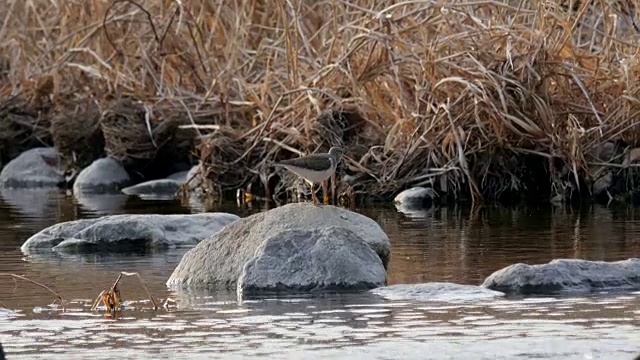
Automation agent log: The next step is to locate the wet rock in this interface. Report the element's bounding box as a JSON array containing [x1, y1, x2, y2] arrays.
[[371, 282, 504, 302], [167, 170, 190, 183], [121, 179, 182, 199], [167, 203, 391, 292], [550, 193, 565, 206], [592, 170, 612, 196], [183, 164, 203, 192], [73, 157, 131, 194], [0, 147, 64, 188], [623, 147, 640, 166], [394, 186, 438, 216], [238, 227, 386, 294], [121, 166, 198, 200], [481, 258, 640, 295], [21, 212, 240, 254], [594, 141, 616, 161], [394, 187, 437, 208]]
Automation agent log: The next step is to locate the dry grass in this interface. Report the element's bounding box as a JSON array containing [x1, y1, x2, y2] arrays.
[[2, 0, 640, 203]]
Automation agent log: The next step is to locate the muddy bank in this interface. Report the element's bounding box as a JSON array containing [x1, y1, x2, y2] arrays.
[[3, 94, 640, 208]]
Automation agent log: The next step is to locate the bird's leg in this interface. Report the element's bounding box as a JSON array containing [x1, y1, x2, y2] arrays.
[[331, 172, 336, 205], [311, 183, 320, 205], [322, 180, 329, 204]]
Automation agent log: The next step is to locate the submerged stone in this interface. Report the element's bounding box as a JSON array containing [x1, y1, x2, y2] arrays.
[[0, 147, 65, 188], [21, 213, 240, 254], [481, 258, 640, 295], [371, 282, 505, 302], [73, 157, 131, 194], [167, 203, 391, 293]]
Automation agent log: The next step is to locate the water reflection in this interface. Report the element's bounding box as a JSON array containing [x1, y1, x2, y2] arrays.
[[0, 187, 67, 220], [371, 205, 640, 285], [73, 192, 129, 215], [0, 193, 638, 359]]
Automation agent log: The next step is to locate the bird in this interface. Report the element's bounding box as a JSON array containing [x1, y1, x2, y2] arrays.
[[275, 147, 343, 205]]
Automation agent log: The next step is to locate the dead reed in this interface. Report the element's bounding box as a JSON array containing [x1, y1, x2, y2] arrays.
[[0, 273, 65, 309], [91, 271, 158, 318], [50, 94, 104, 171], [2, 0, 640, 202]]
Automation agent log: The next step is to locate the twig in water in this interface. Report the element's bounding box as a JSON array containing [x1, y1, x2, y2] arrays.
[[163, 297, 178, 309], [91, 272, 158, 316], [0, 273, 66, 309]]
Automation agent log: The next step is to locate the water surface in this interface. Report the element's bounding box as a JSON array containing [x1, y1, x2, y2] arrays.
[[0, 191, 638, 359]]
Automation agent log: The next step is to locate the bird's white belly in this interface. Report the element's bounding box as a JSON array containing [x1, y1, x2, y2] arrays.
[[283, 165, 333, 184]]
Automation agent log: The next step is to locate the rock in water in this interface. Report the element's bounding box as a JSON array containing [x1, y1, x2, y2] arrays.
[[237, 227, 386, 294], [121, 179, 183, 199], [481, 258, 640, 295], [371, 282, 504, 302], [0, 147, 64, 188], [166, 170, 190, 183], [21, 213, 240, 254], [393, 186, 438, 216], [73, 157, 131, 194], [121, 168, 196, 200], [167, 203, 391, 293]]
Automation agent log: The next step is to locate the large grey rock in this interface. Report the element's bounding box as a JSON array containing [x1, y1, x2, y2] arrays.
[[238, 227, 386, 294], [167, 203, 391, 291], [21, 213, 240, 254], [0, 147, 64, 188], [481, 258, 640, 295], [73, 157, 131, 194], [371, 282, 504, 302]]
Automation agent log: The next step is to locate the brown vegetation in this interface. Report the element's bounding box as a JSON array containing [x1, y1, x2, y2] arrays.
[[2, 0, 640, 204]]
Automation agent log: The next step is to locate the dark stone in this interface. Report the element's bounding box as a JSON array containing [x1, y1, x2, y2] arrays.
[[481, 258, 640, 295]]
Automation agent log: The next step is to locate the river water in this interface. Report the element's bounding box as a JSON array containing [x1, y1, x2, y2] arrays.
[[0, 190, 638, 359]]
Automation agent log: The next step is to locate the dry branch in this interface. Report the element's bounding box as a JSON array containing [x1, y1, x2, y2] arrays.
[[0, 273, 65, 308]]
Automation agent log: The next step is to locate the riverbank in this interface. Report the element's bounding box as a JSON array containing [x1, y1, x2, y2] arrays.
[[2, 0, 640, 206]]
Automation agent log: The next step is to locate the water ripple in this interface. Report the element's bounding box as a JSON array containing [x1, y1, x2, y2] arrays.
[[0, 293, 638, 359]]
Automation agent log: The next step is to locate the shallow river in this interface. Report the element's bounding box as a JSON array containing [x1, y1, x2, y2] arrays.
[[0, 190, 638, 359]]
